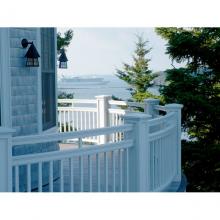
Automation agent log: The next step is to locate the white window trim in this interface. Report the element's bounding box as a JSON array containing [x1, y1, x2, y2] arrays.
[[36, 28, 42, 133], [0, 28, 11, 128], [54, 28, 58, 129]]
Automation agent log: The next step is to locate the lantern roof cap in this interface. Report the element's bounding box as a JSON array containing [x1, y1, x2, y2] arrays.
[[25, 43, 40, 58], [59, 49, 68, 62]]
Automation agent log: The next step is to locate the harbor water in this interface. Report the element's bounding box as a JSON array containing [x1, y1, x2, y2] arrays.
[[58, 74, 160, 100]]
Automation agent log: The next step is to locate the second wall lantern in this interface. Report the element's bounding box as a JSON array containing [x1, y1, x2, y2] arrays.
[[21, 39, 40, 67], [58, 49, 68, 69]]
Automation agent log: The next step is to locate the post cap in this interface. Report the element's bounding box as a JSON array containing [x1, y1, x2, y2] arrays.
[[95, 95, 112, 99], [144, 98, 160, 104]]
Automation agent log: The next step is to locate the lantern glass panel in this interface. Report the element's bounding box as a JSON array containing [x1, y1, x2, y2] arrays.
[[26, 58, 39, 67], [33, 58, 39, 67], [26, 58, 33, 67], [59, 61, 67, 69]]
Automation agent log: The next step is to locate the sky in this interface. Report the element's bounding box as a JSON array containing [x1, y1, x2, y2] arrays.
[[57, 28, 180, 76]]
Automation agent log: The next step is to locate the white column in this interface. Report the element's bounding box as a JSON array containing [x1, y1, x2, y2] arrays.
[[0, 127, 15, 192], [144, 98, 160, 118], [165, 104, 183, 182], [95, 95, 111, 144], [0, 28, 11, 127], [124, 112, 152, 192]]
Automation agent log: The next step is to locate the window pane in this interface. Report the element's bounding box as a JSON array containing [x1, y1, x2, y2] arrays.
[[41, 28, 56, 131]]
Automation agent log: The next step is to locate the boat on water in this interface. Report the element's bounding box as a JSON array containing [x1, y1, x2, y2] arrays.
[[58, 75, 109, 87]]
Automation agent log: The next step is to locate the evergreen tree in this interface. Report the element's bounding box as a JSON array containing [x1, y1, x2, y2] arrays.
[[156, 27, 220, 191], [116, 35, 157, 102], [156, 28, 220, 144], [57, 29, 74, 54]]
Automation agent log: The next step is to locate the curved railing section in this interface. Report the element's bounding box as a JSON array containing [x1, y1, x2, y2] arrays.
[[148, 112, 178, 191], [56, 98, 183, 192], [0, 98, 183, 192]]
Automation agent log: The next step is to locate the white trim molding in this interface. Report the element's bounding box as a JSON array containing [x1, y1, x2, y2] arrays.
[[54, 28, 58, 129], [0, 28, 11, 127], [36, 28, 42, 133]]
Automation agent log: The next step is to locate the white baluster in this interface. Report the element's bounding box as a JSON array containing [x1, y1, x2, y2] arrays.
[[78, 138, 83, 192], [112, 151, 116, 192], [88, 112, 91, 129], [70, 158, 74, 192], [59, 110, 62, 132], [27, 164, 31, 192], [105, 152, 108, 192], [126, 148, 129, 192], [15, 166, 19, 192], [96, 154, 100, 192], [49, 161, 53, 192], [38, 162, 42, 192], [68, 110, 70, 131], [63, 111, 66, 132], [76, 111, 79, 131], [89, 155, 92, 192], [60, 160, 64, 192], [119, 149, 123, 192]]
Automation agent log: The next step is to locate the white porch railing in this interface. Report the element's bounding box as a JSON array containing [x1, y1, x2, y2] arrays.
[[57, 95, 145, 144], [11, 125, 133, 192], [0, 98, 183, 192], [58, 98, 98, 143]]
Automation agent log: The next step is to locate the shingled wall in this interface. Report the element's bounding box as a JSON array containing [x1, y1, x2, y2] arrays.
[[10, 28, 38, 136]]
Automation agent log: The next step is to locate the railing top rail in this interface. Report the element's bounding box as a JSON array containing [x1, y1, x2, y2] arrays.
[[149, 124, 176, 141], [58, 107, 97, 112], [58, 99, 96, 104], [148, 112, 176, 126], [108, 108, 126, 114], [109, 100, 144, 108], [12, 139, 134, 166], [12, 124, 133, 146], [58, 98, 145, 108], [127, 102, 144, 108], [108, 100, 127, 106], [154, 105, 167, 112]]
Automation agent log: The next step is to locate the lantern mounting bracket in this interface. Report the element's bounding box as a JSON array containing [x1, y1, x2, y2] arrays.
[[21, 38, 33, 48]]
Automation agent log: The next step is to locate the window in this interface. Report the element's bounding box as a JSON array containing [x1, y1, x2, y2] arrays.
[[41, 28, 56, 130]]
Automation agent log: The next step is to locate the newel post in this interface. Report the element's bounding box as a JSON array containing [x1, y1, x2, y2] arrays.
[[0, 127, 14, 192], [144, 98, 160, 118], [124, 112, 152, 192], [165, 104, 183, 182], [95, 95, 111, 144]]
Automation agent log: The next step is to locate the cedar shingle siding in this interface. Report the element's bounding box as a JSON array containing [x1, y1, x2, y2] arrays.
[[10, 28, 38, 136]]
